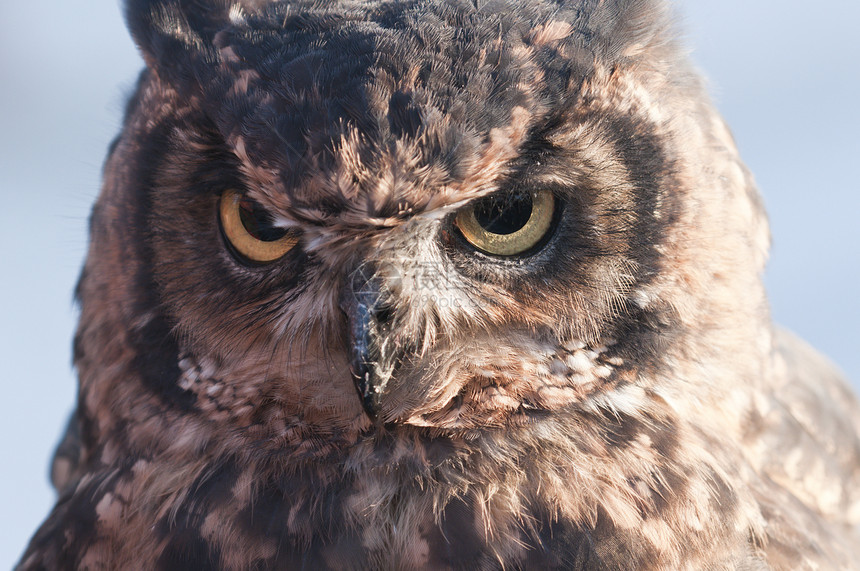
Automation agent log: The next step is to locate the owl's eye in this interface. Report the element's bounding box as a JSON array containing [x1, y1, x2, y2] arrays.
[[453, 189, 556, 256], [219, 189, 298, 263]]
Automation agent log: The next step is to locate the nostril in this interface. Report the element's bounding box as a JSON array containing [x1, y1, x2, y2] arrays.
[[372, 304, 394, 328]]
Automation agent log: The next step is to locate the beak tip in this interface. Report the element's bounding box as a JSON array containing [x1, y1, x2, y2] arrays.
[[352, 367, 382, 419]]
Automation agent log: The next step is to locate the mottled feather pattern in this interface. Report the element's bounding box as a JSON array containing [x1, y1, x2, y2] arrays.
[[17, 0, 860, 569]]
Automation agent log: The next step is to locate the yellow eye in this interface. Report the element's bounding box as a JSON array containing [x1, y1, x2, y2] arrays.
[[219, 190, 298, 263], [453, 189, 556, 256]]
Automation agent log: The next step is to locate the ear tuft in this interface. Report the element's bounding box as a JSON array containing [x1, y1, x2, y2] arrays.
[[124, 0, 234, 89], [583, 0, 677, 62]]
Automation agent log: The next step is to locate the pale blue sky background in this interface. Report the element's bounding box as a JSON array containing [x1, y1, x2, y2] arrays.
[[1, 0, 858, 566]]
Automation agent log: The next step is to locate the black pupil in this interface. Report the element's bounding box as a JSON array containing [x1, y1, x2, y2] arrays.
[[238, 198, 288, 242], [473, 192, 533, 235]]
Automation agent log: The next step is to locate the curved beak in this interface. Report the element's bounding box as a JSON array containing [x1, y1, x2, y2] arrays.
[[339, 266, 390, 418]]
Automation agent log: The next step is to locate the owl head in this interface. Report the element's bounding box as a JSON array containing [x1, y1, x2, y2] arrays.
[[73, 0, 771, 461]]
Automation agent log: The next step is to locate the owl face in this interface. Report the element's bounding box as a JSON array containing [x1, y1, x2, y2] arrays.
[[80, 0, 769, 450]]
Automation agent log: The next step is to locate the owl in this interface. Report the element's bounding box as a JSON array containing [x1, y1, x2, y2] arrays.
[[16, 0, 860, 568]]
